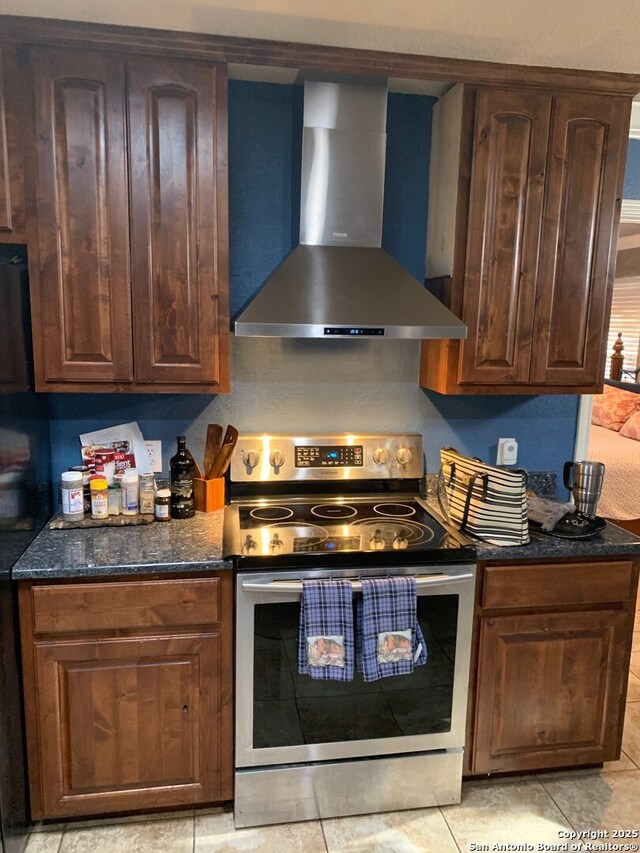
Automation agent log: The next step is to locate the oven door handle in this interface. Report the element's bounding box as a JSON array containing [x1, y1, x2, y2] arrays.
[[241, 571, 474, 593]]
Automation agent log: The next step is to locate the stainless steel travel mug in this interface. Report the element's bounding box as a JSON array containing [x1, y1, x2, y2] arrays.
[[563, 460, 605, 516]]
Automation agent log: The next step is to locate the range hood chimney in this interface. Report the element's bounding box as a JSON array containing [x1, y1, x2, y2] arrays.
[[234, 80, 467, 340]]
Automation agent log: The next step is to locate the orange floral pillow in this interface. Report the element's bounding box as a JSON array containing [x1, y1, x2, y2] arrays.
[[591, 384, 640, 431], [619, 409, 640, 441]]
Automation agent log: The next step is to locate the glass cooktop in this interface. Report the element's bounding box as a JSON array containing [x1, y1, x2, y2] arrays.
[[231, 497, 474, 566]]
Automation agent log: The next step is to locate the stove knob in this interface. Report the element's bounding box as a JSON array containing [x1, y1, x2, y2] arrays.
[[269, 449, 286, 470], [242, 449, 260, 469], [393, 535, 409, 550], [369, 529, 386, 550], [396, 447, 413, 466], [269, 534, 284, 555], [373, 448, 389, 466], [242, 535, 258, 556]]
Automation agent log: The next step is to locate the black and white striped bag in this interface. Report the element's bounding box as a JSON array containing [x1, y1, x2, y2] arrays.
[[438, 447, 529, 547]]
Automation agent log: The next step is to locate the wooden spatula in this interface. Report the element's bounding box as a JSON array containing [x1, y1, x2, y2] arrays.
[[207, 425, 238, 479], [203, 424, 223, 479]]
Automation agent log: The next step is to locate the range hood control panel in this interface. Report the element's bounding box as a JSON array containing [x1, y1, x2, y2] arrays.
[[230, 434, 423, 482]]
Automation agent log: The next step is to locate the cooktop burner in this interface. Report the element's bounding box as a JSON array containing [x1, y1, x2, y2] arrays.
[[249, 506, 294, 521], [310, 503, 358, 519], [373, 502, 417, 517]]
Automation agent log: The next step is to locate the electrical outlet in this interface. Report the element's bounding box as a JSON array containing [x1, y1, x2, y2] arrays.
[[145, 440, 163, 473], [497, 437, 518, 466]]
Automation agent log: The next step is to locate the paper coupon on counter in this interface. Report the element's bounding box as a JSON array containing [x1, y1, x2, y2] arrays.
[[80, 422, 150, 482]]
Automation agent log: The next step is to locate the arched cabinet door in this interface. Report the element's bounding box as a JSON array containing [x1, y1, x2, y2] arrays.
[[459, 89, 551, 386], [127, 58, 229, 390], [530, 93, 629, 386], [28, 47, 230, 393], [420, 85, 630, 396], [31, 49, 133, 386]]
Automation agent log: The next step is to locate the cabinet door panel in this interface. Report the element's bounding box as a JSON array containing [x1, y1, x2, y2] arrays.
[[32, 50, 133, 384], [530, 94, 629, 385], [34, 634, 225, 817], [472, 609, 628, 774], [460, 90, 551, 385], [128, 58, 229, 387]]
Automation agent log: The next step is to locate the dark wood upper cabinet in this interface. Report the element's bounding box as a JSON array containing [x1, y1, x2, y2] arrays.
[[530, 93, 628, 385], [27, 47, 230, 393], [31, 50, 133, 386], [0, 46, 28, 242], [459, 90, 551, 386], [421, 85, 631, 395], [127, 58, 229, 387]]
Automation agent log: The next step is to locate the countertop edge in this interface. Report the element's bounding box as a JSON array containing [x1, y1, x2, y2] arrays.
[[12, 557, 233, 581]]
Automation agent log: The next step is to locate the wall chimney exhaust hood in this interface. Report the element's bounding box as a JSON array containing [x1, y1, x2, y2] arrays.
[[234, 80, 467, 340]]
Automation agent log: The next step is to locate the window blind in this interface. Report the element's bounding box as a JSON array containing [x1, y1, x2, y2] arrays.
[[605, 276, 640, 379]]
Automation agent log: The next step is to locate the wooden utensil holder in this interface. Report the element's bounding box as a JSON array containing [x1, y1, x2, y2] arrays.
[[193, 477, 225, 512]]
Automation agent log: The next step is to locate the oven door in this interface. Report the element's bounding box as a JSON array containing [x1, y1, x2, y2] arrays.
[[235, 563, 475, 768]]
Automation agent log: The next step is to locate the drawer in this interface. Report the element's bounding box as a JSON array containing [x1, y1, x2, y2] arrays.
[[482, 561, 634, 610], [30, 577, 221, 635]]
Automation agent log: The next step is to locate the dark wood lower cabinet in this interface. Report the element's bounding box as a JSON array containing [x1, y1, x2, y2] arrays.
[[468, 559, 639, 776], [19, 574, 233, 820]]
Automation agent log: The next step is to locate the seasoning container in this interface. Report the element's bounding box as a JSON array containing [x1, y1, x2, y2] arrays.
[[61, 471, 84, 522], [139, 473, 155, 515], [107, 483, 121, 516], [90, 478, 109, 519], [121, 469, 139, 515], [154, 488, 171, 522], [69, 465, 91, 513]]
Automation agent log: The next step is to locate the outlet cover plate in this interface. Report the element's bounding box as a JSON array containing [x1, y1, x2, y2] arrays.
[[145, 440, 163, 473]]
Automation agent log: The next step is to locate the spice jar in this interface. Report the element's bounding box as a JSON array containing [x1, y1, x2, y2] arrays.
[[69, 465, 91, 513], [90, 478, 109, 519], [60, 471, 84, 522], [107, 484, 121, 516], [154, 488, 171, 522], [139, 473, 155, 515], [120, 469, 139, 515]]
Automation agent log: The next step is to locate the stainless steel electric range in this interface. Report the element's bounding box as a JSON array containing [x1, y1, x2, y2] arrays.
[[223, 434, 477, 828]]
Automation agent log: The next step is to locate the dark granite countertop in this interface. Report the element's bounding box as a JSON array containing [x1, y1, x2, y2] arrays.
[[424, 471, 640, 563], [12, 510, 230, 580], [475, 521, 640, 562]]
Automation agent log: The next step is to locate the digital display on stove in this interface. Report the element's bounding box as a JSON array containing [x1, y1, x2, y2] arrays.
[[295, 445, 364, 468], [294, 536, 361, 552]]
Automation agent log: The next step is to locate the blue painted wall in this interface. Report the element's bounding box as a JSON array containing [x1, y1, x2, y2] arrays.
[[48, 81, 578, 486], [623, 138, 640, 199]]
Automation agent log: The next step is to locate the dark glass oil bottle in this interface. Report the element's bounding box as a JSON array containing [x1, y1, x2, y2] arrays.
[[170, 436, 195, 519]]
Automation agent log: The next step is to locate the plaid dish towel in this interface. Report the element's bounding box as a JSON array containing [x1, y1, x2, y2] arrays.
[[298, 579, 354, 681], [356, 576, 427, 682]]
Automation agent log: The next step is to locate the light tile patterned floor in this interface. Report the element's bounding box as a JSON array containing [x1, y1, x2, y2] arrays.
[[25, 601, 640, 853]]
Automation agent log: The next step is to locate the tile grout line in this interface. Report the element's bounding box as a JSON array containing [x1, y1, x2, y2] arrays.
[[319, 817, 330, 853], [537, 775, 582, 835], [55, 825, 66, 853], [438, 805, 463, 853]]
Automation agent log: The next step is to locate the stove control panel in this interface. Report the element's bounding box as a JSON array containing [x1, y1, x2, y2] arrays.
[[230, 434, 423, 481]]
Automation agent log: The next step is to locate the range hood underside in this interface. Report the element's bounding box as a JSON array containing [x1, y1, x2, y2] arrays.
[[234, 246, 467, 339]]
